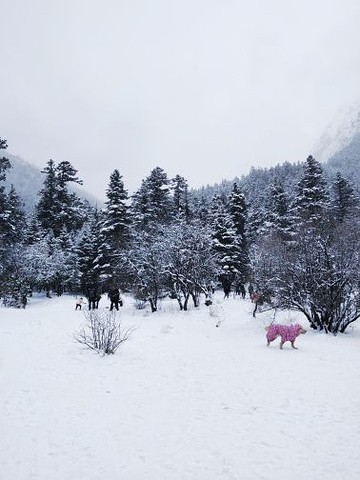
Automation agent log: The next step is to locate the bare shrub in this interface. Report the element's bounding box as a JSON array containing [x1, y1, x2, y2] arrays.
[[74, 309, 133, 355], [133, 298, 147, 310]]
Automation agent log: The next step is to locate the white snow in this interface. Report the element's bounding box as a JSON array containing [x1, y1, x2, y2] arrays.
[[1, 293, 360, 480]]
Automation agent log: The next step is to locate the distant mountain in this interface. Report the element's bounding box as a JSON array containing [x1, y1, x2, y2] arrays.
[[314, 101, 360, 189], [3, 153, 102, 213], [323, 133, 360, 189], [314, 100, 360, 163]]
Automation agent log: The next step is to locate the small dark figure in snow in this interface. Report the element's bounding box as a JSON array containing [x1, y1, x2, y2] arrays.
[[248, 283, 254, 298], [75, 297, 85, 310], [251, 292, 260, 317], [87, 287, 100, 310], [239, 284, 246, 299], [109, 287, 122, 311], [223, 280, 232, 299]]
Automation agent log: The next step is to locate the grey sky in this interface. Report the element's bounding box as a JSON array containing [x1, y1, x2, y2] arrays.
[[1, 0, 360, 200]]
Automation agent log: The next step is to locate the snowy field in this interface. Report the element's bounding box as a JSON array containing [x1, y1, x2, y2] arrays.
[[1, 292, 360, 480]]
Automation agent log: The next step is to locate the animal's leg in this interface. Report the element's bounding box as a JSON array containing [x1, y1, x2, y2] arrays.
[[291, 341, 298, 349], [279, 341, 284, 349], [267, 334, 277, 346]]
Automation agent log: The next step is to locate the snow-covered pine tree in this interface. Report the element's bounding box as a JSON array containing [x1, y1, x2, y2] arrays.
[[97, 169, 130, 289], [76, 210, 103, 296], [23, 213, 43, 245], [36, 159, 59, 232], [189, 192, 211, 226], [103, 169, 130, 249], [228, 182, 249, 281], [266, 181, 296, 242], [294, 155, 329, 227], [131, 167, 172, 230], [331, 172, 359, 223], [0, 138, 27, 306], [171, 174, 190, 220], [5, 185, 26, 244], [55, 160, 84, 233], [210, 194, 239, 293], [36, 159, 86, 237], [0, 137, 12, 244]]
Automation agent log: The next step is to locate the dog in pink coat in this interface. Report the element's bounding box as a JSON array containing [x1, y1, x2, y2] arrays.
[[265, 323, 306, 349]]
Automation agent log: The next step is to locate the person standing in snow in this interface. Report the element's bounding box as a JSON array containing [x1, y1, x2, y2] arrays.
[[108, 287, 122, 311], [87, 287, 100, 310], [75, 297, 85, 310]]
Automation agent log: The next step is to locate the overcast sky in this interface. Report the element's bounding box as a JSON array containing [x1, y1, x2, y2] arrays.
[[1, 0, 360, 200]]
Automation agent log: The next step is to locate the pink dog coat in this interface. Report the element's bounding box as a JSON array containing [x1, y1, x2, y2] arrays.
[[266, 323, 302, 344]]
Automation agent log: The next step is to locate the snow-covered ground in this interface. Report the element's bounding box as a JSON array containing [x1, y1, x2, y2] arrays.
[[1, 292, 360, 480]]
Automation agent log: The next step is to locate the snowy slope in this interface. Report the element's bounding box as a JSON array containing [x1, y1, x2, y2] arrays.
[[1, 293, 360, 480], [313, 100, 360, 163]]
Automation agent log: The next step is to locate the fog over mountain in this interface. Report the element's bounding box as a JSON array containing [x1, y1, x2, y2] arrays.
[[313, 101, 360, 188], [314, 100, 360, 162]]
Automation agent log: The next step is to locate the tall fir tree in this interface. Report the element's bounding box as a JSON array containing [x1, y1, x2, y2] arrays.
[[97, 169, 130, 289], [0, 137, 12, 243], [102, 169, 130, 249], [76, 210, 102, 295], [171, 174, 190, 219], [36, 159, 85, 237], [36, 159, 58, 232], [294, 155, 329, 227], [331, 172, 359, 223], [211, 194, 241, 287], [131, 167, 172, 230], [5, 185, 25, 244], [228, 182, 249, 280], [266, 181, 295, 242]]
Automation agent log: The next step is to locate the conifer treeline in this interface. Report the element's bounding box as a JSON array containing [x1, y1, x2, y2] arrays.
[[0, 136, 359, 333]]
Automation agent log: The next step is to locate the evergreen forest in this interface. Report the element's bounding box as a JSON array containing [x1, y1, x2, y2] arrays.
[[1, 136, 359, 334]]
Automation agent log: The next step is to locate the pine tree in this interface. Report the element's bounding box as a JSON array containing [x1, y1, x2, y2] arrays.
[[331, 172, 359, 223], [97, 170, 130, 288], [171, 174, 190, 219], [228, 182, 249, 280], [55, 160, 84, 234], [131, 167, 172, 230], [102, 169, 130, 249], [0, 137, 12, 243], [24, 213, 43, 245], [266, 181, 295, 242], [294, 155, 329, 226], [36, 159, 85, 236], [36, 159, 58, 232], [210, 195, 239, 292], [190, 193, 211, 226], [76, 210, 102, 295], [5, 185, 25, 244], [0, 138, 27, 306]]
